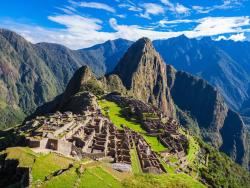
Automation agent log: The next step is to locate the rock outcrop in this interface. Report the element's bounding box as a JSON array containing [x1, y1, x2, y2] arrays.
[[112, 37, 175, 117]]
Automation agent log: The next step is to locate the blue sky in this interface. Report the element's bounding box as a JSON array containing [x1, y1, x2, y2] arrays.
[[0, 0, 250, 49]]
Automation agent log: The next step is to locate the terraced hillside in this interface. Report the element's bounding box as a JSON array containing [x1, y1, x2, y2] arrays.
[[1, 93, 249, 187], [0, 147, 205, 188]]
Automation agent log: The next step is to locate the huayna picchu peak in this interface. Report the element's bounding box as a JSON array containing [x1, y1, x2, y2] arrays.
[[1, 36, 250, 188], [112, 37, 175, 117]]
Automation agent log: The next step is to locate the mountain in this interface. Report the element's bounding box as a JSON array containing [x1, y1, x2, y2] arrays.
[[112, 37, 174, 117], [1, 29, 250, 170], [0, 29, 60, 129], [166, 67, 250, 168], [30, 37, 250, 170], [79, 38, 133, 74], [12, 38, 249, 187], [0, 29, 132, 129], [153, 36, 250, 124]]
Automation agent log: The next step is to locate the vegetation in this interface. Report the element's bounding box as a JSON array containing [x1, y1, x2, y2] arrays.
[[5, 147, 37, 167], [32, 153, 73, 184], [98, 99, 166, 152], [80, 80, 104, 97], [122, 173, 205, 188], [198, 140, 250, 188], [41, 165, 79, 188], [80, 166, 123, 188], [130, 147, 142, 174], [0, 101, 25, 130]]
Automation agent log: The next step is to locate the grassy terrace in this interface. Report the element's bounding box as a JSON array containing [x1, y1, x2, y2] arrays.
[[130, 147, 142, 174], [179, 128, 200, 165], [98, 99, 166, 153], [32, 153, 73, 184], [1, 146, 205, 187], [5, 147, 37, 167]]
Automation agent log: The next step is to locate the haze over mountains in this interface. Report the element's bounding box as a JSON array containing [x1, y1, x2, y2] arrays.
[[1, 28, 250, 170]]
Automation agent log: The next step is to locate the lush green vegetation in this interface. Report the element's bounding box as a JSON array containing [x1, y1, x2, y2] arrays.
[[0, 101, 25, 130], [122, 173, 205, 188], [198, 140, 250, 188], [32, 153, 73, 184], [98, 99, 145, 132], [98, 99, 166, 152], [5, 147, 37, 167], [41, 165, 79, 188], [80, 80, 104, 97], [80, 166, 123, 188], [130, 148, 142, 174], [179, 129, 200, 165]]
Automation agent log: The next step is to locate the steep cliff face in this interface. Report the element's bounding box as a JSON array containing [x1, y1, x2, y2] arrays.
[[167, 68, 250, 169], [112, 37, 174, 117]]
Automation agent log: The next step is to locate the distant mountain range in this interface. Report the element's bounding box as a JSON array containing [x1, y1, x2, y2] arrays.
[[1, 28, 250, 169], [0, 29, 132, 129], [29, 37, 250, 170]]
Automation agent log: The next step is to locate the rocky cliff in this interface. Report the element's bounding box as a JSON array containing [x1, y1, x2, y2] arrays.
[[112, 37, 174, 117], [166, 67, 250, 169]]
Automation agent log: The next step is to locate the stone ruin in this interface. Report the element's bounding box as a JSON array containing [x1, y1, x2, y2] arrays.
[[22, 92, 190, 175], [133, 131, 166, 174]]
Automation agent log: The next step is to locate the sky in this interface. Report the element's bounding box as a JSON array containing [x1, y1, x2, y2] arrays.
[[0, 0, 250, 49]]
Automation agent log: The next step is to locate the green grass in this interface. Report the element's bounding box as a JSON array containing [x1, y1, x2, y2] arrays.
[[98, 99, 166, 152], [1, 146, 206, 188], [79, 166, 123, 188], [158, 157, 176, 174], [41, 165, 79, 188], [98, 99, 145, 132], [143, 136, 166, 153], [130, 147, 142, 174], [32, 153, 73, 183], [5, 147, 37, 167], [122, 173, 206, 188]]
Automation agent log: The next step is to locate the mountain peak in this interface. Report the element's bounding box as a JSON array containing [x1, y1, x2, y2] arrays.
[[61, 66, 95, 101], [112, 37, 161, 89], [111, 37, 174, 117]]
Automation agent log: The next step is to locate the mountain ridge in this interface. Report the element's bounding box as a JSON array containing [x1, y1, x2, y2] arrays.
[[28, 37, 250, 170]]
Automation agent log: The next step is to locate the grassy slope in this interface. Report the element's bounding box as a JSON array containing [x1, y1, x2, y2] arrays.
[[98, 99, 166, 152], [97, 99, 205, 187], [1, 146, 205, 188], [32, 153, 73, 184]]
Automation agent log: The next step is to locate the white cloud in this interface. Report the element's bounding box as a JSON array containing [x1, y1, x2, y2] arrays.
[[77, 1, 115, 13], [192, 17, 249, 37], [56, 6, 77, 15], [117, 14, 126, 18], [118, 3, 142, 12], [158, 19, 193, 27], [48, 15, 102, 32], [161, 0, 190, 15], [215, 33, 246, 41], [229, 33, 246, 41], [175, 3, 190, 14], [139, 3, 165, 19], [2, 16, 250, 49], [192, 0, 242, 14]]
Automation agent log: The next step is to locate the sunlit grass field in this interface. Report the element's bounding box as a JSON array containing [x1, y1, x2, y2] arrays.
[[98, 99, 166, 152]]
